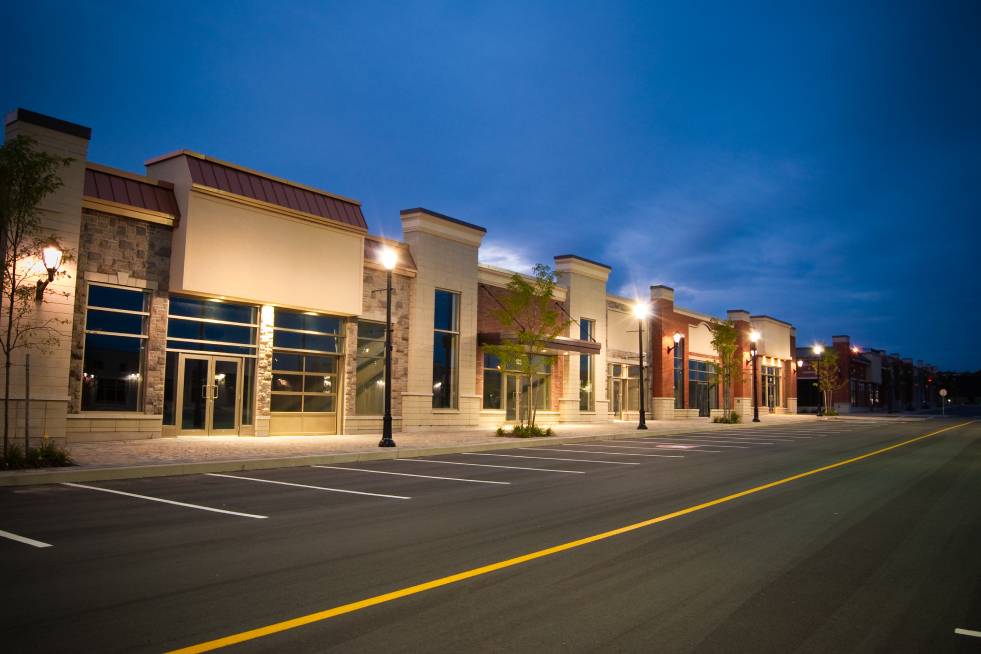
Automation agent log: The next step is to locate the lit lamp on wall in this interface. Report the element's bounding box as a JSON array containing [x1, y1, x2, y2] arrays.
[[632, 301, 651, 430], [749, 329, 761, 423], [378, 246, 398, 448], [35, 242, 63, 302]]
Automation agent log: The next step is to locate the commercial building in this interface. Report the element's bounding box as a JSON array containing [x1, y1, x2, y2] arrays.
[[2, 109, 797, 443], [796, 334, 938, 413]]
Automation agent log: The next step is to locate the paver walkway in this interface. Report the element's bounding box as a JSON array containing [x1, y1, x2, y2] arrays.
[[67, 415, 823, 468]]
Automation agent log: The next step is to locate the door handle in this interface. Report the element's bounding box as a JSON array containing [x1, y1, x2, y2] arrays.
[[213, 385, 219, 399], [201, 384, 209, 399]]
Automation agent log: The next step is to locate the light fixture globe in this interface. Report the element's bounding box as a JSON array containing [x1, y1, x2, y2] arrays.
[[632, 301, 650, 320], [673, 331, 682, 344], [42, 244, 63, 277], [813, 344, 824, 355], [797, 359, 804, 368], [379, 246, 398, 271], [749, 329, 761, 343]]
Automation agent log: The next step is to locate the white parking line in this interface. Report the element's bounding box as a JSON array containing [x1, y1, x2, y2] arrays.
[[462, 452, 640, 465], [62, 482, 268, 519], [619, 439, 751, 449], [0, 528, 52, 548], [206, 473, 410, 500], [401, 459, 585, 474], [574, 443, 722, 453], [645, 436, 776, 445], [523, 447, 683, 459], [311, 465, 510, 485], [955, 628, 981, 638]]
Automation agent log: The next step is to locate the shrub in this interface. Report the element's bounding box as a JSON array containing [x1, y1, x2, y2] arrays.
[[498, 425, 554, 438], [0, 439, 74, 469], [712, 411, 742, 424]]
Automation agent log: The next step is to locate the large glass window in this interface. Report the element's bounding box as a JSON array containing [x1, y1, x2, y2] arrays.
[[674, 337, 685, 409], [163, 296, 258, 425], [483, 353, 503, 409], [355, 321, 386, 415], [579, 318, 595, 411], [433, 290, 459, 409], [608, 363, 641, 414], [272, 309, 344, 414], [689, 360, 719, 417], [763, 365, 781, 409], [82, 285, 149, 411], [483, 353, 552, 412]]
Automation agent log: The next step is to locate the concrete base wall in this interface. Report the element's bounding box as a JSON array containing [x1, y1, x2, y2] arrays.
[[734, 397, 753, 418], [342, 415, 404, 435], [0, 399, 69, 445], [787, 398, 798, 414], [652, 397, 675, 420], [401, 394, 480, 428], [66, 413, 162, 443]]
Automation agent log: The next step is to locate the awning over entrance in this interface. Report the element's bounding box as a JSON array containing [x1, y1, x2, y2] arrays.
[[478, 332, 601, 356]]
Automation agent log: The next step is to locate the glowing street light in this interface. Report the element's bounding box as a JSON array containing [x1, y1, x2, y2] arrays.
[[35, 242, 64, 301], [749, 329, 761, 423], [633, 301, 650, 430], [378, 246, 398, 448]]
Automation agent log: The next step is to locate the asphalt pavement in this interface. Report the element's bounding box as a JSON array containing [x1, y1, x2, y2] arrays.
[[1, 412, 979, 653]]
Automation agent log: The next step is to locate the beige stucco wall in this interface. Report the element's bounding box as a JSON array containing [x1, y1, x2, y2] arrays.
[[0, 117, 89, 443], [556, 257, 611, 423], [168, 189, 364, 314], [752, 318, 792, 360], [687, 321, 717, 358], [606, 304, 636, 354], [401, 211, 483, 428]]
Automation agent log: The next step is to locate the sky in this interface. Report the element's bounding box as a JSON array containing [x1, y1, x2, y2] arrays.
[[2, 1, 979, 369]]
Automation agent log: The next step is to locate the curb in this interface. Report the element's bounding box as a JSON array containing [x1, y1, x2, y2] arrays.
[[0, 418, 818, 487]]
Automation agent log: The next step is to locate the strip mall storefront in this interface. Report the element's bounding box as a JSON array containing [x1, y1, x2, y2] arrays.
[[3, 109, 798, 443]]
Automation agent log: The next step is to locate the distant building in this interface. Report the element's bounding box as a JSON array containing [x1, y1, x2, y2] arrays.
[[796, 334, 938, 413]]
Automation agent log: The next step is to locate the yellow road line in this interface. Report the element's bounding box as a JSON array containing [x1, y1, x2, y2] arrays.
[[168, 420, 974, 653]]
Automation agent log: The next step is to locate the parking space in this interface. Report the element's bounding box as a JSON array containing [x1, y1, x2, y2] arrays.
[[0, 420, 906, 551]]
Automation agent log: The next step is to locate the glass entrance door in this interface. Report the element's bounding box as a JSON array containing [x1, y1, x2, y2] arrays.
[[611, 379, 623, 418], [177, 354, 242, 435], [505, 375, 518, 421]]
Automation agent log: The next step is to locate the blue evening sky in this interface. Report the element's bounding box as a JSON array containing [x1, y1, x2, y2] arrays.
[[3, 1, 979, 369]]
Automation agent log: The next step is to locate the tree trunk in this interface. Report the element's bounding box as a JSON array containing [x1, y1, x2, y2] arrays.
[[2, 258, 14, 456]]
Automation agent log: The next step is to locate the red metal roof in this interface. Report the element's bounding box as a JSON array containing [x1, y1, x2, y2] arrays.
[[83, 164, 180, 217], [148, 151, 367, 230]]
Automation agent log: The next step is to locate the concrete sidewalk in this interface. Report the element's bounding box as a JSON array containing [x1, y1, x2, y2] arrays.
[[0, 414, 823, 486]]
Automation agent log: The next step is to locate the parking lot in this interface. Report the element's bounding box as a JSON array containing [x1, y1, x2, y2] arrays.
[[3, 416, 979, 653]]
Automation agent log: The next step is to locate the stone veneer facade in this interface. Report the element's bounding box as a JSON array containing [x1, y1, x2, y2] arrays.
[[66, 210, 172, 440], [342, 266, 413, 434]]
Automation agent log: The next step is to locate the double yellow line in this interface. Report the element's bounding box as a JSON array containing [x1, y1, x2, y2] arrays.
[[169, 420, 974, 653]]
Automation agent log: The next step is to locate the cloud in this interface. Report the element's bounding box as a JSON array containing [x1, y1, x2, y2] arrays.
[[478, 239, 536, 273]]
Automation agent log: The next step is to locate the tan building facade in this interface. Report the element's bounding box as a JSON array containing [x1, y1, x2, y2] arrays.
[[3, 109, 799, 443]]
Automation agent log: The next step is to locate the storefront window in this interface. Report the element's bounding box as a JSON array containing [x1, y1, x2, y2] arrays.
[[483, 353, 502, 409], [355, 321, 386, 415], [483, 353, 552, 412], [674, 337, 685, 409], [688, 360, 718, 417], [271, 309, 343, 414], [82, 284, 149, 411], [433, 290, 459, 408], [579, 318, 595, 411]]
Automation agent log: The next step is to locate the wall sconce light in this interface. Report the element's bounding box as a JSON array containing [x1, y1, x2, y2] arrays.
[[35, 242, 63, 302], [666, 331, 682, 353]]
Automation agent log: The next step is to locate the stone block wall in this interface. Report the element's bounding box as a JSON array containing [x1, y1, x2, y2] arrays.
[[341, 267, 412, 433]]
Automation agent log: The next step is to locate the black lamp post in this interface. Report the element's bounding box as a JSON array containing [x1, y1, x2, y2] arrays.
[[667, 331, 683, 410], [812, 344, 824, 416], [750, 329, 760, 423], [632, 302, 650, 430], [378, 247, 397, 447]]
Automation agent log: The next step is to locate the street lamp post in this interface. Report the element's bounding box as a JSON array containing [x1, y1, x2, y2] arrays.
[[378, 247, 398, 448], [812, 344, 824, 416], [750, 329, 760, 423], [632, 302, 650, 430]]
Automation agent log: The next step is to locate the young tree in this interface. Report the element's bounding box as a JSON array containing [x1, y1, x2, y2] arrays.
[[0, 135, 72, 455], [483, 264, 571, 428], [707, 319, 740, 419], [813, 348, 846, 415]]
